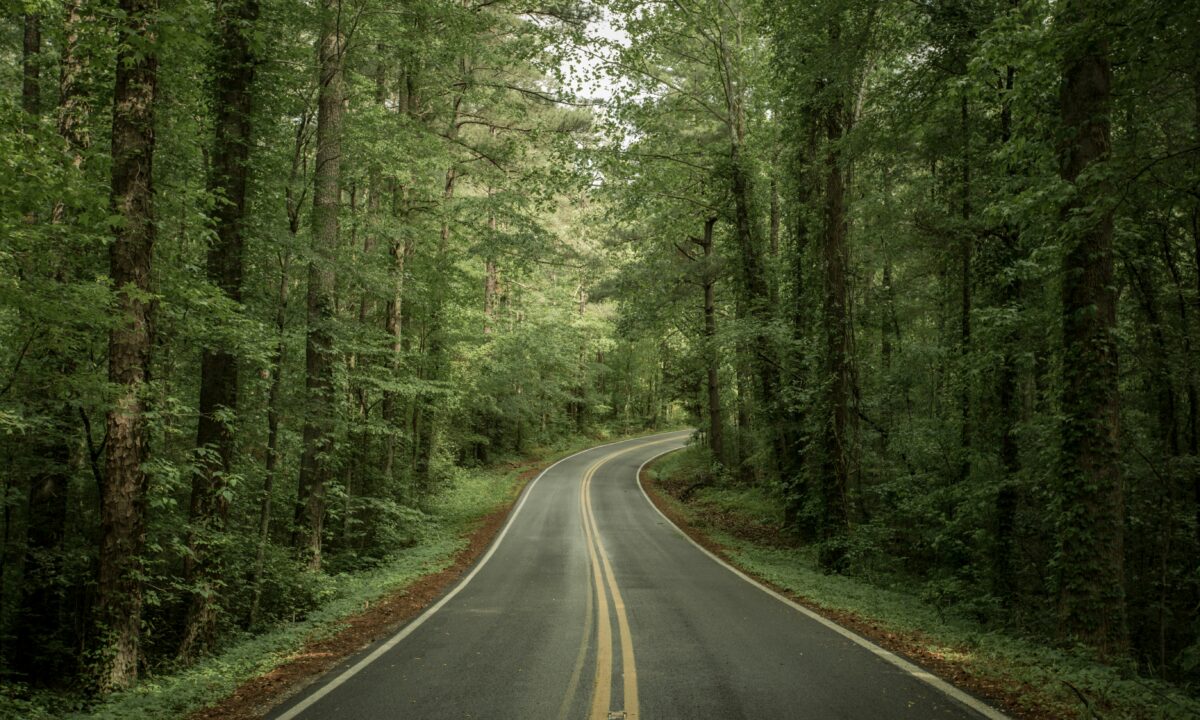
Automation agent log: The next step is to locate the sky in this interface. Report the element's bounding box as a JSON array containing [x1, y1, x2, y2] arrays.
[[558, 8, 631, 105]]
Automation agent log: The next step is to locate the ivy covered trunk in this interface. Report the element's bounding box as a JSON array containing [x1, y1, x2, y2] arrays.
[[295, 0, 343, 571], [700, 217, 724, 465], [1055, 0, 1127, 656], [992, 63, 1021, 601], [98, 0, 157, 691], [179, 0, 259, 660], [818, 88, 851, 572], [21, 13, 38, 118]]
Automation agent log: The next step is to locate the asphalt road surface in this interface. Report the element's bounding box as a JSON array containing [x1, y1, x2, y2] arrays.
[[270, 430, 1005, 720]]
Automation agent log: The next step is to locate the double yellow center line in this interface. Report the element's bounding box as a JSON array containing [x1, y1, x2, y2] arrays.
[[557, 439, 671, 720]]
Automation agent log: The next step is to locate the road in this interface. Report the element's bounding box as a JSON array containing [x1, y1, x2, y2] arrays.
[[270, 430, 1005, 720]]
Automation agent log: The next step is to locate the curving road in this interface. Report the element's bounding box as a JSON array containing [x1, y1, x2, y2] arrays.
[[269, 430, 1005, 720]]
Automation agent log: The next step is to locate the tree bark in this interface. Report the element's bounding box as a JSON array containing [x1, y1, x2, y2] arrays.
[[14, 2, 83, 678], [52, 0, 91, 226], [414, 83, 462, 495], [484, 154, 499, 335], [249, 262, 287, 627], [179, 0, 259, 659], [383, 66, 417, 481], [14, 423, 70, 677], [484, 259, 499, 334], [253, 110, 307, 618], [819, 91, 851, 571], [769, 174, 780, 258], [729, 141, 780, 458], [382, 186, 408, 480], [1189, 39, 1200, 554], [699, 217, 725, 465], [294, 0, 343, 571], [958, 92, 972, 485], [1055, 0, 1127, 656], [22, 13, 40, 119], [734, 298, 752, 477], [415, 161, 457, 494], [993, 64, 1022, 600], [719, 17, 784, 479], [780, 120, 820, 537], [98, 0, 157, 691], [57, 0, 90, 157]]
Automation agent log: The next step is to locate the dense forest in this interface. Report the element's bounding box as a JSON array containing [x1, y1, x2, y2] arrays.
[[1, 0, 1199, 715], [602, 0, 1200, 689]]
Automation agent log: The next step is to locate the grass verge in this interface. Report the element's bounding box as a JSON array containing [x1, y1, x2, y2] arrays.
[[641, 446, 1200, 720]]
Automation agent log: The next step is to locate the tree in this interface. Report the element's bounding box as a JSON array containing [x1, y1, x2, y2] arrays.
[[97, 0, 158, 690], [697, 216, 725, 464], [1054, 0, 1127, 656], [294, 0, 344, 572], [179, 0, 260, 659]]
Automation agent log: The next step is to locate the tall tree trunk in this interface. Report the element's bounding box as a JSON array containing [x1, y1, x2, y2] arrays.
[[1189, 45, 1200, 554], [18, 0, 95, 672], [819, 90, 851, 572], [719, 18, 784, 478], [699, 217, 725, 465], [15, 424, 70, 677], [769, 175, 781, 258], [383, 66, 417, 481], [484, 259, 499, 334], [958, 92, 972, 485], [98, 0, 157, 690], [484, 156, 499, 335], [734, 298, 752, 478], [14, 1, 86, 678], [1127, 262, 1179, 458], [382, 185, 408, 480], [415, 161, 457, 494], [414, 82, 462, 495], [339, 130, 382, 548], [249, 262, 287, 627], [253, 111, 308, 618], [53, 0, 91, 224], [993, 64, 1022, 600], [729, 142, 781, 465], [782, 124, 818, 538], [1055, 0, 1127, 656], [22, 13, 40, 118], [1159, 229, 1199, 463], [179, 0, 259, 659], [294, 0, 343, 571], [0, 459, 11, 657]]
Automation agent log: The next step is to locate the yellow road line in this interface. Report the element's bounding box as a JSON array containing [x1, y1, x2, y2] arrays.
[[557, 519, 594, 720], [582, 460, 613, 720], [575, 440, 671, 720], [585, 462, 640, 720]]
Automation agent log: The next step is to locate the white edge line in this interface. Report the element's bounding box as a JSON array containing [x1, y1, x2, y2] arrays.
[[633, 445, 1011, 720], [274, 429, 692, 720]]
